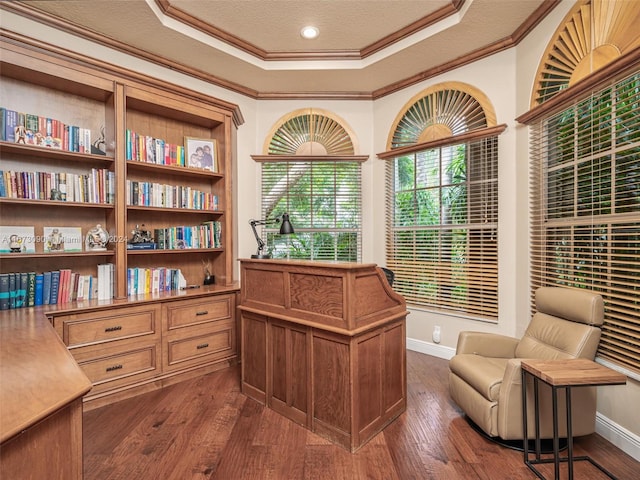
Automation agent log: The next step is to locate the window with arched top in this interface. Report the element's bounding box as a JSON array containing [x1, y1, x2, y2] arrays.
[[252, 109, 366, 261], [521, 0, 640, 374], [380, 82, 505, 320]]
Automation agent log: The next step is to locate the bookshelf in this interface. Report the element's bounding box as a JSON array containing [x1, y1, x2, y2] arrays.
[[0, 36, 241, 407], [0, 37, 238, 304]]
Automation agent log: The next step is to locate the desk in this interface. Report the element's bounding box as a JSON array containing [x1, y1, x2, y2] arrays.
[[521, 359, 626, 480], [239, 259, 408, 452]]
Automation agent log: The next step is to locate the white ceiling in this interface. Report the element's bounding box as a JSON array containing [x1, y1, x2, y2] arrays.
[[3, 0, 557, 98]]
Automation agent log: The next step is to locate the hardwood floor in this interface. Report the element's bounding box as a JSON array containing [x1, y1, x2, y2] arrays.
[[83, 351, 639, 479]]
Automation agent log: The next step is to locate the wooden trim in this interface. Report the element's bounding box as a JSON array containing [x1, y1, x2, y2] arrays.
[[0, 6, 249, 123], [377, 124, 507, 159], [157, 0, 463, 62], [360, 0, 463, 58], [251, 155, 369, 163], [516, 46, 640, 125]]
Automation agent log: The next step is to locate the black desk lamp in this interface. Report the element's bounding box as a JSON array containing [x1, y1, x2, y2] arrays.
[[249, 213, 294, 259]]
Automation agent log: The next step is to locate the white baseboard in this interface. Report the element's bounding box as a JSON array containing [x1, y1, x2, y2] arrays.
[[595, 412, 640, 461], [406, 337, 640, 462]]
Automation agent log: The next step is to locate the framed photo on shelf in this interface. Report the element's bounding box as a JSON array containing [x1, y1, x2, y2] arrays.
[[185, 137, 217, 172], [43, 226, 83, 253], [0, 226, 36, 253]]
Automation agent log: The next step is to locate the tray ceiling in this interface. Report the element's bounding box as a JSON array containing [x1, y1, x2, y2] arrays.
[[2, 0, 557, 99]]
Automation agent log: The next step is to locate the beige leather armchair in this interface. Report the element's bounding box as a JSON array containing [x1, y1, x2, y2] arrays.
[[449, 287, 604, 440]]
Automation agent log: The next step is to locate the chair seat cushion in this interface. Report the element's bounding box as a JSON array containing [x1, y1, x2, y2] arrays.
[[449, 354, 509, 401]]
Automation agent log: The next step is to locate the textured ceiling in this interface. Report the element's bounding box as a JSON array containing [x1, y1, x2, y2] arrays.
[[2, 0, 557, 98]]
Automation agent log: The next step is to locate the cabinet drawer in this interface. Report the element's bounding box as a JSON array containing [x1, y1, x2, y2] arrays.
[[55, 305, 160, 348], [165, 295, 233, 331], [165, 320, 235, 368], [78, 344, 158, 386]]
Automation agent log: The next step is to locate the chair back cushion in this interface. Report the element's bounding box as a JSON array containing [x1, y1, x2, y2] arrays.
[[515, 313, 601, 360], [535, 286, 604, 326]]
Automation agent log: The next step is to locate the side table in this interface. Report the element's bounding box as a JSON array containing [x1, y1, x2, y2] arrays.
[[521, 358, 626, 480]]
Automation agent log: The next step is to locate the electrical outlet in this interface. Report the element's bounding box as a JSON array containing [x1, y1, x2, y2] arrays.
[[433, 325, 441, 344]]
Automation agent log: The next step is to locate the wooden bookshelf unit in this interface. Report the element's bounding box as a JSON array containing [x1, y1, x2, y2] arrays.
[[0, 35, 243, 408]]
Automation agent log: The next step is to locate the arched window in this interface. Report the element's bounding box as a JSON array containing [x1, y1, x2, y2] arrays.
[[380, 82, 505, 320], [523, 0, 640, 374], [253, 109, 366, 260]]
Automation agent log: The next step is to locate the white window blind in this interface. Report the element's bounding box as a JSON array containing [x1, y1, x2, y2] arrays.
[[260, 159, 362, 261], [386, 137, 498, 319], [530, 71, 640, 373]]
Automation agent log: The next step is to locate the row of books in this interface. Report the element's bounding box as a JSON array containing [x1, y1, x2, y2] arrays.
[[155, 221, 222, 250], [126, 267, 185, 296], [0, 169, 115, 204], [0, 265, 114, 310], [126, 180, 218, 210], [1, 107, 97, 153], [126, 130, 185, 166]]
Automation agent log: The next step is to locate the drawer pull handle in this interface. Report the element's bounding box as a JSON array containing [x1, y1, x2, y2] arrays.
[[105, 325, 123, 332], [106, 364, 123, 372], [196, 311, 209, 316], [196, 343, 209, 350]]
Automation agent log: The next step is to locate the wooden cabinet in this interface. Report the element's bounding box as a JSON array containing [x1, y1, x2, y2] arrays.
[[239, 259, 408, 452], [163, 294, 236, 371], [0, 37, 242, 409], [49, 289, 238, 409]]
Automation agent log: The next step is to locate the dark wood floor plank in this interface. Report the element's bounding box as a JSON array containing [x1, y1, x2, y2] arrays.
[[83, 351, 639, 480]]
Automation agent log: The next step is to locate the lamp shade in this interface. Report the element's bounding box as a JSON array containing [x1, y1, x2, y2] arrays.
[[279, 213, 294, 234]]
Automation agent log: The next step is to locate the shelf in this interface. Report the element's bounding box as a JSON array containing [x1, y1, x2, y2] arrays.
[[0, 198, 115, 209], [0, 251, 115, 260], [126, 205, 222, 215], [0, 141, 114, 165], [126, 160, 222, 179], [127, 248, 223, 255]]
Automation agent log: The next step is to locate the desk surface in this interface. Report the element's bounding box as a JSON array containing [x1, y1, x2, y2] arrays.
[[521, 358, 627, 387]]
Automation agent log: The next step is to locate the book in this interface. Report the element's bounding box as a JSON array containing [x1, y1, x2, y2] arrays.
[[34, 273, 44, 306], [4, 109, 18, 143], [26, 271, 36, 307], [126, 242, 157, 250], [8, 273, 16, 309], [0, 273, 9, 310], [15, 272, 28, 308], [42, 271, 52, 305], [49, 270, 61, 304]]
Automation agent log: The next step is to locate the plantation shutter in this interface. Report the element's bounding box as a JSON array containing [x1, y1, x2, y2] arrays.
[[530, 71, 640, 373]]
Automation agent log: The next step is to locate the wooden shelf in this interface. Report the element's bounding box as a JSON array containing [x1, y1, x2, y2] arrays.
[[0, 198, 115, 209], [126, 205, 223, 215], [0, 251, 115, 260], [126, 160, 223, 179], [0, 141, 114, 165], [126, 248, 223, 255]]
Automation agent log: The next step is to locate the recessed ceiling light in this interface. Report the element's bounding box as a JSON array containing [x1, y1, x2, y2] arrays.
[[300, 26, 319, 39]]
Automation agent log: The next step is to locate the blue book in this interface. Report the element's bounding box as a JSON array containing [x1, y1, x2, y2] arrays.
[[0, 170, 5, 197], [4, 109, 18, 143], [0, 273, 9, 310], [49, 270, 61, 305], [42, 271, 52, 305], [34, 273, 44, 306]]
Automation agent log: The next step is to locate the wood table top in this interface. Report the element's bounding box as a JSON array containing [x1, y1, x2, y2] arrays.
[[521, 358, 627, 387], [0, 309, 92, 443]]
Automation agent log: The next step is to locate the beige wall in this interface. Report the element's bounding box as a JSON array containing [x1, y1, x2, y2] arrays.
[[4, 0, 638, 457]]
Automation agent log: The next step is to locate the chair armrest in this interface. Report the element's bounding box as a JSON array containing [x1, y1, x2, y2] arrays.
[[455, 331, 519, 357]]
